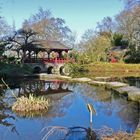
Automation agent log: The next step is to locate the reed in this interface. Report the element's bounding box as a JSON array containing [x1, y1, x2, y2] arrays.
[[41, 125, 133, 140], [101, 131, 133, 140], [1, 78, 17, 99], [12, 94, 50, 112]]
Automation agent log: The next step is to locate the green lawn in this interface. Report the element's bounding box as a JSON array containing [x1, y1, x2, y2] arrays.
[[80, 62, 140, 78]]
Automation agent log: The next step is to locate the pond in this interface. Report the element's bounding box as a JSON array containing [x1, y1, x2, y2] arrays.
[[122, 77, 140, 88], [0, 79, 139, 140]]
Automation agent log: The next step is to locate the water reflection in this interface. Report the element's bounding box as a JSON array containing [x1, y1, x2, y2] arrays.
[[122, 77, 140, 88], [9, 80, 74, 118], [0, 94, 18, 137], [4, 80, 71, 96], [74, 84, 139, 132], [0, 80, 139, 140]]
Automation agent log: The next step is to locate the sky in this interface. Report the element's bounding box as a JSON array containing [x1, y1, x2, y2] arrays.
[[1, 0, 124, 40]]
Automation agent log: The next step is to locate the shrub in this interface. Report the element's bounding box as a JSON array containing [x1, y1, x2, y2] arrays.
[[0, 62, 33, 77], [67, 63, 89, 77]]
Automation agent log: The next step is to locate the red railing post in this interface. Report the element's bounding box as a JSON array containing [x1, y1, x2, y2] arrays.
[[55, 57, 57, 63]]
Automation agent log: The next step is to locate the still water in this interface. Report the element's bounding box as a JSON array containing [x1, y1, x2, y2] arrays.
[[122, 77, 140, 88], [0, 79, 139, 140]]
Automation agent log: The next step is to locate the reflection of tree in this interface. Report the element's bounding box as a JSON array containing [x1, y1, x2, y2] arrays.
[[109, 91, 139, 129], [78, 83, 139, 130], [77, 84, 111, 102], [123, 77, 140, 88], [118, 101, 139, 129], [0, 95, 18, 135], [42, 126, 96, 140]]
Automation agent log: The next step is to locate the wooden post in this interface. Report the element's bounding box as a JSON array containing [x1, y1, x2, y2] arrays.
[[87, 103, 96, 130]]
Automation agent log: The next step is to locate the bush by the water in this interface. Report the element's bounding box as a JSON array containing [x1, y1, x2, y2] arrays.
[[12, 94, 50, 112], [0, 62, 32, 77], [68, 63, 89, 77]]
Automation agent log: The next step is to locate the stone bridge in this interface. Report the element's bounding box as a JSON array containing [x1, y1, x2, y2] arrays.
[[26, 62, 70, 75]]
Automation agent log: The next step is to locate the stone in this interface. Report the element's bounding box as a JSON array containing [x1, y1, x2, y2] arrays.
[[89, 80, 107, 86], [115, 86, 140, 102], [106, 82, 128, 89], [94, 77, 111, 81], [115, 86, 138, 95], [72, 77, 92, 82], [128, 91, 140, 102], [58, 75, 72, 79]]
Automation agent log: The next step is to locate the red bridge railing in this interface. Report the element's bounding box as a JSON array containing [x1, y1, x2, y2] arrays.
[[24, 58, 75, 64]]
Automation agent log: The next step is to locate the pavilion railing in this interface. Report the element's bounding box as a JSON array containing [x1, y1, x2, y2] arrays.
[[24, 58, 75, 64]]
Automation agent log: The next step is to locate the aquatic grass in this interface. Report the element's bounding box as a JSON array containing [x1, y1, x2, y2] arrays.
[[41, 125, 133, 140], [101, 131, 133, 140], [12, 94, 50, 112], [95, 126, 133, 139]]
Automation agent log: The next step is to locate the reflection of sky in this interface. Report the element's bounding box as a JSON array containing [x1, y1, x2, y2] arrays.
[[0, 82, 139, 140]]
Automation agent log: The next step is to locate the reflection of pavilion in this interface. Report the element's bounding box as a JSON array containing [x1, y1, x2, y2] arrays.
[[13, 80, 74, 118], [19, 80, 72, 96]]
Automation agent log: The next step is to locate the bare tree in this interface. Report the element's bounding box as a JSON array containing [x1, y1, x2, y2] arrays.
[[123, 0, 140, 10], [116, 4, 140, 49], [22, 7, 71, 42], [97, 17, 115, 33], [0, 17, 12, 37], [95, 16, 117, 44], [7, 28, 39, 63]]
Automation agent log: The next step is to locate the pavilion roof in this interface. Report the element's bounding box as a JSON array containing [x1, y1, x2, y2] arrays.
[[12, 40, 72, 53], [36, 40, 72, 51]]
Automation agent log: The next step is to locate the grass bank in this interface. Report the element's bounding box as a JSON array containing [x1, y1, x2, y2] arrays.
[[72, 62, 140, 78]]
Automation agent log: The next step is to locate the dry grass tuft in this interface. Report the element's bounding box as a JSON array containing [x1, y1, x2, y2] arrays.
[[12, 94, 50, 112], [102, 131, 133, 140]]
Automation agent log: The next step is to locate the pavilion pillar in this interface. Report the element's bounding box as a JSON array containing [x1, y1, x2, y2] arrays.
[[17, 50, 20, 58], [65, 50, 69, 61], [58, 51, 62, 59], [35, 52, 37, 59], [28, 50, 31, 59], [48, 52, 50, 59]]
